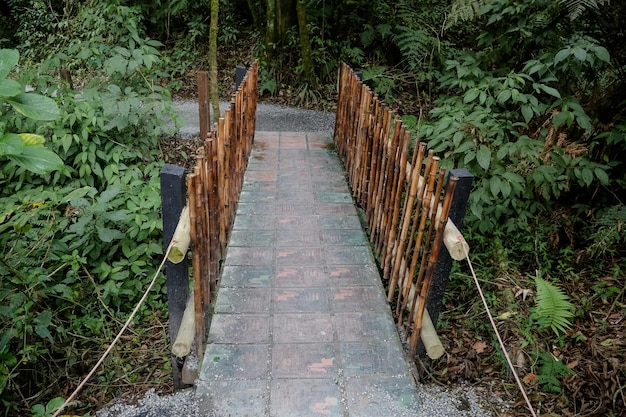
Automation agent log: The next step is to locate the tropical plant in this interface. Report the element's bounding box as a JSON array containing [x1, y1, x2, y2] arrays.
[[0, 49, 63, 175]]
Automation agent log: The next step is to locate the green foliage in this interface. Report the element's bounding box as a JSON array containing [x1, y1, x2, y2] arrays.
[[586, 204, 626, 258], [536, 350, 574, 393], [559, 0, 609, 20], [0, 6, 176, 413], [531, 275, 574, 336], [0, 49, 63, 175], [30, 397, 64, 417], [419, 0, 614, 233]]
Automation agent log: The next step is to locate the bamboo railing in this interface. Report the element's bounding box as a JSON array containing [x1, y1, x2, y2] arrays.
[[186, 62, 258, 358], [334, 63, 463, 354]]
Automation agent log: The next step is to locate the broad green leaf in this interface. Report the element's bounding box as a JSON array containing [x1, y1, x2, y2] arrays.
[[18, 133, 45, 146], [45, 397, 65, 414], [500, 180, 512, 198], [576, 114, 591, 130], [581, 167, 593, 186], [0, 133, 24, 156], [0, 79, 21, 98], [62, 186, 94, 203], [496, 89, 511, 104], [521, 105, 533, 124], [594, 46, 610, 63], [97, 226, 125, 242], [490, 176, 501, 196], [0, 49, 19, 79], [573, 47, 587, 62], [538, 84, 561, 99], [502, 171, 524, 183], [554, 48, 570, 65], [8, 145, 64, 174], [476, 145, 491, 171], [464, 88, 480, 103], [552, 111, 569, 127], [6, 92, 60, 121], [594, 167, 609, 185], [98, 185, 122, 204]]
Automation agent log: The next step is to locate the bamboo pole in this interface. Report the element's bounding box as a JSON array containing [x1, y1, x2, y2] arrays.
[[172, 295, 195, 357], [167, 205, 190, 264]]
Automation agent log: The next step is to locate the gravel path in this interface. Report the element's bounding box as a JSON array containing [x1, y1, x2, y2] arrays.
[[174, 100, 336, 137]]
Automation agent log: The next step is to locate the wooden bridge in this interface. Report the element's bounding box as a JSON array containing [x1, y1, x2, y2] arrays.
[[160, 63, 473, 416]]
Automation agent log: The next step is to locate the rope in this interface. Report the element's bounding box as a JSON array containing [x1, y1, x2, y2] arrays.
[[51, 239, 176, 417], [460, 237, 538, 417]]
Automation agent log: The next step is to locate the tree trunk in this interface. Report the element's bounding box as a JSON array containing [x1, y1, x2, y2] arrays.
[[209, 0, 220, 123], [265, 0, 296, 49], [296, 0, 316, 87]]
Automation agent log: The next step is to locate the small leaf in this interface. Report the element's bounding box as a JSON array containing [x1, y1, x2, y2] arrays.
[[521, 105, 533, 124], [500, 180, 512, 198], [97, 226, 125, 242], [490, 176, 501, 196], [98, 185, 122, 204], [476, 145, 491, 171], [18, 133, 45, 146], [552, 111, 569, 127]]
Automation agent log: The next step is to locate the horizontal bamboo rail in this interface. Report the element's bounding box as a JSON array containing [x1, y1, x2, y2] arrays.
[[333, 63, 468, 355], [187, 62, 258, 358]]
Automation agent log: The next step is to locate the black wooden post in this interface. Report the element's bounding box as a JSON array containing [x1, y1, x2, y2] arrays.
[[160, 164, 189, 389], [235, 64, 246, 90], [427, 168, 473, 327]]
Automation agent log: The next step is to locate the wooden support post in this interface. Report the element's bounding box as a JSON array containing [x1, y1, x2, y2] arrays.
[[159, 164, 189, 390], [198, 71, 210, 140], [425, 168, 473, 328]]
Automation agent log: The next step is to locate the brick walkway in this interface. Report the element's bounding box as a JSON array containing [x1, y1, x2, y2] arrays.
[[196, 132, 422, 417]]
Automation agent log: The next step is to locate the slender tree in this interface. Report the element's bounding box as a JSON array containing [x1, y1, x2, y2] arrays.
[[296, 0, 317, 87]]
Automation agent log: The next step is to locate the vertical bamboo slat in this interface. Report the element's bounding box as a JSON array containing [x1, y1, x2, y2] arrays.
[[181, 63, 258, 358], [333, 64, 460, 358]]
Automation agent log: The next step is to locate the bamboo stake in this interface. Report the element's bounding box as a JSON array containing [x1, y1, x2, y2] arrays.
[[382, 133, 411, 280], [399, 159, 440, 323], [409, 176, 457, 352], [387, 146, 428, 301], [187, 173, 204, 359]]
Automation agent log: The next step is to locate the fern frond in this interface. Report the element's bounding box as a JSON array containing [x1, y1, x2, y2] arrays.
[[447, 0, 490, 27], [393, 26, 431, 70], [532, 275, 574, 336], [558, 0, 608, 20]]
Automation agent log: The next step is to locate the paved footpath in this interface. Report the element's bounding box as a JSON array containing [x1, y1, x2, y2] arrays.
[[196, 132, 422, 417]]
